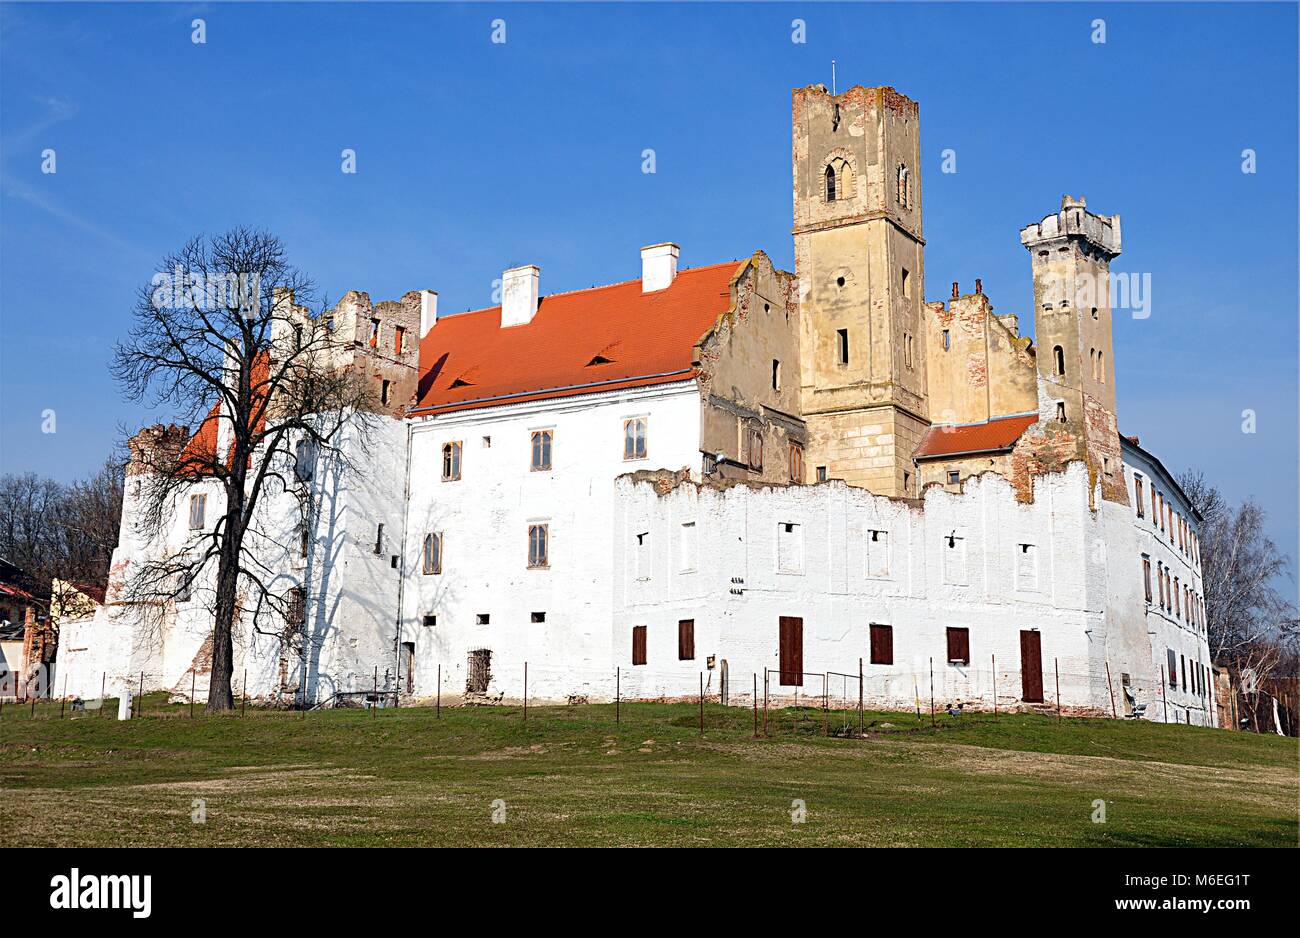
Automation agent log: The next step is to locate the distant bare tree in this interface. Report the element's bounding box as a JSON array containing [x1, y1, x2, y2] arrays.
[[112, 228, 376, 712], [1177, 470, 1298, 680]]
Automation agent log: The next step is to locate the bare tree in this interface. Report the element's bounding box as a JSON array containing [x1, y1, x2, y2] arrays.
[[1177, 470, 1298, 679], [112, 228, 375, 711]]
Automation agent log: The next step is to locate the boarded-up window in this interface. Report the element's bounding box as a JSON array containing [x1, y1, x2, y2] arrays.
[[1135, 476, 1144, 517], [189, 493, 207, 530], [747, 427, 763, 471], [779, 616, 803, 686], [866, 529, 889, 578], [678, 521, 697, 572], [467, 649, 491, 694], [632, 625, 647, 666], [1016, 543, 1038, 591], [1142, 556, 1152, 602], [678, 619, 695, 660], [946, 627, 970, 665], [634, 531, 650, 579], [869, 623, 893, 665], [788, 442, 803, 483], [777, 522, 803, 575], [943, 534, 967, 585]]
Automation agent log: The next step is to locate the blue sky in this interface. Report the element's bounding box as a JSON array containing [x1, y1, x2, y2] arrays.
[[1, 2, 1296, 587]]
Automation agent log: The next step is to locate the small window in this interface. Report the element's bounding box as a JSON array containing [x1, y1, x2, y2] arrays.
[[816, 466, 828, 483], [1142, 556, 1152, 603], [294, 439, 316, 482], [531, 611, 546, 623], [369, 318, 380, 349], [1135, 476, 1145, 517], [788, 442, 803, 483], [442, 441, 462, 481], [623, 417, 647, 460], [901, 268, 911, 298], [1053, 345, 1065, 376], [1056, 402, 1066, 423], [825, 164, 837, 202], [946, 627, 970, 666], [287, 587, 306, 629], [374, 523, 385, 555], [422, 614, 436, 627], [1166, 649, 1177, 686], [942, 329, 950, 351], [422, 533, 442, 575], [394, 326, 405, 355], [869, 624, 894, 665], [482, 435, 491, 448], [946, 470, 960, 486], [381, 379, 391, 405], [476, 613, 490, 626], [678, 619, 695, 660], [772, 359, 781, 392], [188, 493, 207, 530], [531, 430, 553, 471], [632, 625, 647, 666], [528, 523, 549, 568], [836, 329, 849, 365]]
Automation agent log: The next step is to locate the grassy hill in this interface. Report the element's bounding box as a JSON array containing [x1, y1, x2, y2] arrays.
[[1, 698, 1294, 847]]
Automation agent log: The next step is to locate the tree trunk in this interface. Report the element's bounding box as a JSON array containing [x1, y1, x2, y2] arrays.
[[206, 521, 242, 712]]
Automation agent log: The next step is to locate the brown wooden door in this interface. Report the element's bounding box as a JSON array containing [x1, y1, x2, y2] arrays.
[[779, 616, 803, 686], [1020, 630, 1043, 703]]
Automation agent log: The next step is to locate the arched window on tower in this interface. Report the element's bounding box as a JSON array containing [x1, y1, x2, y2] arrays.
[[897, 164, 910, 208], [1098, 351, 1105, 384], [825, 164, 837, 202], [1053, 345, 1066, 376]]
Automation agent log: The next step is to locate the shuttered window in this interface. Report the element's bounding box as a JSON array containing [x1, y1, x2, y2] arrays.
[[869, 624, 893, 665], [678, 619, 695, 660], [632, 625, 647, 666], [946, 627, 970, 665]]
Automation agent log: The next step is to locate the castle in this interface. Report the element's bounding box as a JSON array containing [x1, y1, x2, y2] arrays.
[[60, 84, 1215, 724]]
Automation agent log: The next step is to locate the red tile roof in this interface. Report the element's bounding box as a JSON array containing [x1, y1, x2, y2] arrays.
[[412, 261, 743, 416], [0, 581, 37, 601], [914, 413, 1038, 460], [179, 354, 270, 470]]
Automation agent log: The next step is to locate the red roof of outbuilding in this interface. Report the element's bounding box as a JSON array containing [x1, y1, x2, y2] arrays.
[[412, 262, 743, 416], [913, 413, 1039, 460]]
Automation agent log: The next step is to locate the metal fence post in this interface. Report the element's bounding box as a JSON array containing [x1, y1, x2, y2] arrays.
[[698, 672, 704, 737], [992, 654, 997, 721], [858, 657, 864, 737], [523, 661, 528, 723], [752, 672, 759, 738], [929, 657, 935, 727], [373, 666, 378, 719], [100, 672, 106, 719], [190, 670, 195, 719], [138, 671, 144, 718], [1054, 658, 1061, 723], [763, 669, 769, 737], [615, 668, 620, 724], [1105, 661, 1118, 718], [436, 664, 441, 718], [242, 669, 248, 716]]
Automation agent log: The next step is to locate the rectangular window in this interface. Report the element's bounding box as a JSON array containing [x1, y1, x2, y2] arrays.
[[623, 417, 647, 460], [531, 430, 553, 471], [1142, 556, 1152, 603], [942, 329, 951, 351], [866, 529, 890, 579], [422, 614, 436, 627], [287, 587, 306, 629], [869, 623, 894, 665], [369, 318, 380, 349], [476, 613, 490, 625], [1167, 649, 1177, 686], [442, 441, 462, 481], [771, 359, 781, 391], [394, 326, 405, 355], [381, 379, 391, 405], [747, 427, 763, 471], [816, 466, 828, 483], [678, 619, 695, 660], [1180, 655, 1187, 691], [679, 521, 697, 573], [946, 627, 971, 666], [528, 523, 549, 568], [188, 493, 207, 530], [374, 523, 385, 555], [946, 470, 960, 486], [422, 533, 442, 575], [632, 625, 647, 666], [777, 522, 803, 575], [901, 267, 911, 298], [1135, 476, 1145, 517], [531, 611, 546, 624], [788, 442, 803, 483], [836, 328, 849, 365]]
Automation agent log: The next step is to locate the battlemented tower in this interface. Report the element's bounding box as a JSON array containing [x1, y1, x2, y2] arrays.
[[1020, 195, 1127, 502], [793, 84, 928, 496]]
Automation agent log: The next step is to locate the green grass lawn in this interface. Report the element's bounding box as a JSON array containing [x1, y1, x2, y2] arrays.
[[1, 697, 1295, 847]]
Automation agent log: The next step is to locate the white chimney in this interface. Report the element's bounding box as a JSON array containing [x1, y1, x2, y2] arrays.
[[641, 243, 679, 293], [420, 290, 439, 338], [501, 265, 539, 327]]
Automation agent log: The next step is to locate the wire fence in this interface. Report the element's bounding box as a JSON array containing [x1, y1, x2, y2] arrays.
[[2, 653, 1223, 733]]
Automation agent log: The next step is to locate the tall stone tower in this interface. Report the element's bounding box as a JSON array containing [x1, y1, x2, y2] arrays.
[[1020, 196, 1127, 502], [793, 84, 928, 496]]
